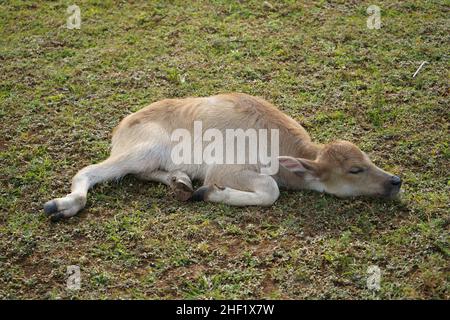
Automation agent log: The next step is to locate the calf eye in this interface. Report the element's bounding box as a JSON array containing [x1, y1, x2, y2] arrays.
[[349, 167, 364, 174]]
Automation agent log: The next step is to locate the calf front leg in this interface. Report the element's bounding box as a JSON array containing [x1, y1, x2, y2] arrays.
[[192, 169, 280, 207]]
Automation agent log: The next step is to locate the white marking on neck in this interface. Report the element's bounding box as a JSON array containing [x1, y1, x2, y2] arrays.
[[306, 179, 325, 192]]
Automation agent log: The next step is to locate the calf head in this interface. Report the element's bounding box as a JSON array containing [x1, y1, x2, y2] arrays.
[[279, 140, 402, 198]]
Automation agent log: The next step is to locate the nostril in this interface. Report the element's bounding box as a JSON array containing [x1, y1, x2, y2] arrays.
[[390, 175, 402, 186]]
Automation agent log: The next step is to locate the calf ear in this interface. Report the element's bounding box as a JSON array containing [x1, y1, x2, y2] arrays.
[[278, 156, 320, 175]]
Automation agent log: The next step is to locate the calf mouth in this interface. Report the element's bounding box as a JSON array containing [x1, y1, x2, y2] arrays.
[[382, 185, 403, 200]]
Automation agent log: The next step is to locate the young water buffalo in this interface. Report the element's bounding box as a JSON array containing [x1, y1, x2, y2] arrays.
[[44, 93, 402, 221]]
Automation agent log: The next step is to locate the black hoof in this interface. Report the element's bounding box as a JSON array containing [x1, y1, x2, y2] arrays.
[[44, 201, 58, 215], [173, 179, 193, 193], [191, 186, 209, 201], [50, 212, 65, 222]]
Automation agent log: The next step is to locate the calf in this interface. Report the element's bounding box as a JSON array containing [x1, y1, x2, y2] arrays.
[[44, 93, 402, 221]]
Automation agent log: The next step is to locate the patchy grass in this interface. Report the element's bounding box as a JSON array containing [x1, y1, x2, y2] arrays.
[[0, 0, 448, 299]]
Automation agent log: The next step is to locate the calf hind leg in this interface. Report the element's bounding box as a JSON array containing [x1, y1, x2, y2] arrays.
[[136, 170, 194, 201], [44, 148, 160, 221]]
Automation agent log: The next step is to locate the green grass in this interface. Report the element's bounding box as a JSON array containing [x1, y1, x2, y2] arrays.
[[0, 0, 448, 299]]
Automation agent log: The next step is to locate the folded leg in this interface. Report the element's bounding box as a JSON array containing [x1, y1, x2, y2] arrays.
[[136, 170, 193, 201], [192, 169, 279, 207]]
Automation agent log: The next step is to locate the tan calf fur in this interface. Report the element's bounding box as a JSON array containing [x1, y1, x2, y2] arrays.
[[44, 93, 402, 221]]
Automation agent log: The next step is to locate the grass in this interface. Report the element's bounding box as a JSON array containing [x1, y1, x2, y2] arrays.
[[0, 0, 448, 299]]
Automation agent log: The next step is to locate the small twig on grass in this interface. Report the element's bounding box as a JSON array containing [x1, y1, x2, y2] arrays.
[[412, 61, 428, 78]]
